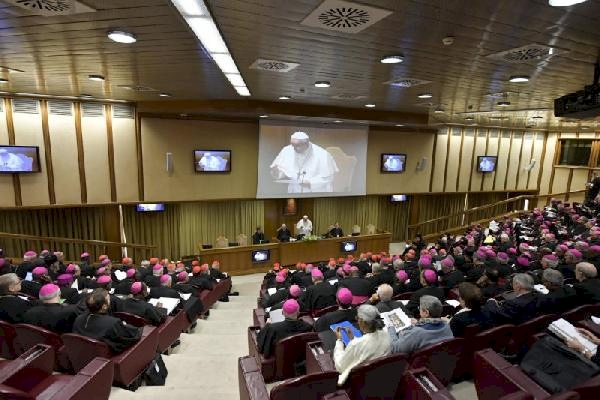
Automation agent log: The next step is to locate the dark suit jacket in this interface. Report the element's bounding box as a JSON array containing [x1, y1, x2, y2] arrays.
[[483, 291, 540, 325], [20, 280, 42, 298], [536, 285, 579, 313], [121, 298, 167, 326], [256, 318, 312, 358], [301, 282, 336, 312], [148, 286, 181, 300], [60, 287, 82, 305], [405, 286, 445, 318], [313, 308, 357, 332], [573, 278, 600, 305], [0, 295, 38, 323], [23, 303, 82, 334], [73, 312, 142, 354], [338, 277, 373, 297], [449, 309, 492, 337]]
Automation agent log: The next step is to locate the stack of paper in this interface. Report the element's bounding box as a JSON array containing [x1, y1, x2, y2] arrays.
[[381, 308, 412, 333], [148, 297, 180, 315], [269, 308, 284, 323], [548, 318, 597, 354]]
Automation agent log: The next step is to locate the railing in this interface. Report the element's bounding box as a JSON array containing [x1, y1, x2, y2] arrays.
[[407, 189, 587, 240], [0, 231, 156, 262]]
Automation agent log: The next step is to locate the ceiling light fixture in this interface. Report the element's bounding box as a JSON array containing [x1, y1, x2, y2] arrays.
[[380, 55, 404, 64], [159, 93, 172, 97], [365, 103, 376, 108], [434, 106, 445, 113], [171, 0, 251, 97], [314, 81, 331, 88], [107, 30, 137, 44], [464, 116, 475, 121], [509, 75, 530, 83], [88, 74, 105, 82], [333, 120, 343, 123], [278, 96, 291, 100], [0, 78, 8, 83], [418, 93, 433, 99], [259, 115, 268, 118], [549, 0, 588, 6], [497, 101, 511, 106], [532, 115, 544, 119], [395, 124, 404, 127]]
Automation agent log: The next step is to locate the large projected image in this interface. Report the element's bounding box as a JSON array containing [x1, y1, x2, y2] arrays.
[[257, 122, 368, 198]]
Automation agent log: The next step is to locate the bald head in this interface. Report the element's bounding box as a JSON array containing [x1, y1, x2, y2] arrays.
[[576, 262, 597, 281]]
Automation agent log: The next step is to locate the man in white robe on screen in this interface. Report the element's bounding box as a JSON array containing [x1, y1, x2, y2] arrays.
[[199, 152, 224, 171], [0, 149, 26, 172], [270, 131, 339, 193]]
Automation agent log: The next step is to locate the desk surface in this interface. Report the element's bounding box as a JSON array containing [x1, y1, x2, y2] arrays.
[[198, 233, 391, 276]]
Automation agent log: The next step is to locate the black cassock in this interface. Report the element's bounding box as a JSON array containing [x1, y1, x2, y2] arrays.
[[73, 312, 142, 354], [148, 286, 181, 299], [301, 282, 336, 312], [0, 295, 38, 323], [256, 318, 313, 358], [121, 298, 167, 326], [23, 303, 82, 334]]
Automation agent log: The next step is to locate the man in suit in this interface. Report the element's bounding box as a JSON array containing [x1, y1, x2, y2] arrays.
[[56, 273, 82, 305], [483, 273, 540, 325], [72, 288, 142, 354], [338, 267, 373, 299], [536, 269, 578, 313], [114, 268, 137, 295], [23, 284, 82, 334], [439, 256, 465, 290], [257, 299, 313, 358], [405, 269, 445, 318], [573, 262, 600, 304], [21, 266, 50, 298], [15, 250, 38, 279], [0, 273, 38, 323]]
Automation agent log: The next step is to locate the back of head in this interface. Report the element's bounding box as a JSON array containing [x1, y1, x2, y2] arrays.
[[576, 262, 597, 280], [377, 284, 393, 302], [512, 273, 534, 291], [357, 304, 383, 331], [87, 288, 109, 313], [419, 295, 443, 318], [371, 262, 382, 274], [0, 273, 19, 295], [457, 282, 484, 310], [542, 269, 564, 288]]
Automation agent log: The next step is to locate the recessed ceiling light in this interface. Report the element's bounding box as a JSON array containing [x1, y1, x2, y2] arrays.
[[509, 75, 530, 83], [395, 124, 404, 127], [159, 93, 172, 97], [434, 107, 445, 113], [464, 116, 475, 121], [88, 74, 105, 82], [79, 94, 93, 98], [549, 0, 588, 6], [314, 81, 331, 88], [107, 30, 137, 44], [0, 78, 8, 84], [418, 93, 433, 99], [333, 120, 343, 123], [365, 103, 376, 108], [532, 115, 544, 119], [259, 115, 268, 118], [225, 73, 246, 87], [380, 55, 404, 64], [278, 96, 291, 100], [497, 101, 511, 106]]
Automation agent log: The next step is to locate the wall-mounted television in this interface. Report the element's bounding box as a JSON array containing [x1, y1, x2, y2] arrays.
[[390, 194, 408, 202], [136, 203, 165, 212], [340, 240, 357, 253], [0, 145, 41, 173], [194, 150, 231, 172], [380, 153, 406, 173], [477, 156, 497, 173], [251, 249, 270, 263]]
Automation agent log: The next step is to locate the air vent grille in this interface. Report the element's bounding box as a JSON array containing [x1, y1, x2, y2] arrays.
[[48, 100, 73, 116], [13, 99, 39, 114], [81, 102, 104, 117], [113, 104, 134, 119], [5, 0, 95, 16], [301, 0, 392, 33], [384, 78, 431, 88], [487, 43, 568, 63], [249, 59, 299, 73]]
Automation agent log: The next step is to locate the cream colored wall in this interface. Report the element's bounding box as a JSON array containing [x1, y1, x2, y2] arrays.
[[48, 113, 81, 205], [112, 117, 138, 202]]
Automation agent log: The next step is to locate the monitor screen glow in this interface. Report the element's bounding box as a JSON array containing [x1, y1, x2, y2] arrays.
[[0, 145, 41, 173], [477, 156, 497, 172], [136, 203, 165, 212], [194, 150, 231, 172], [390, 194, 408, 202], [381, 153, 406, 173], [340, 240, 357, 253], [251, 249, 270, 263]]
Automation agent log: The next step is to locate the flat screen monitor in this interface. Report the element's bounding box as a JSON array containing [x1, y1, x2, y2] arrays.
[[390, 194, 408, 202], [194, 150, 231, 172], [380, 153, 406, 173], [340, 240, 357, 253], [251, 249, 270, 263], [0, 145, 41, 173], [477, 156, 497, 172], [136, 203, 165, 212]]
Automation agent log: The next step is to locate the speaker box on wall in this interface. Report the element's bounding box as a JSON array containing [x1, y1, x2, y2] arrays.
[[166, 152, 173, 174], [416, 157, 428, 171]]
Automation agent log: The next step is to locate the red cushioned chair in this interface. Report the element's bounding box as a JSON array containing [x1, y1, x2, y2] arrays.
[[0, 320, 17, 360], [561, 304, 600, 324], [0, 344, 113, 400], [311, 305, 338, 318], [343, 352, 409, 400], [400, 367, 456, 400], [392, 292, 413, 301], [322, 391, 351, 400], [408, 337, 466, 386], [13, 324, 70, 371], [113, 310, 184, 354], [61, 325, 159, 389], [506, 313, 556, 354]]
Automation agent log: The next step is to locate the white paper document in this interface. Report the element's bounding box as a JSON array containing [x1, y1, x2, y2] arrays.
[[179, 293, 192, 301], [400, 300, 409, 306], [549, 318, 598, 354], [534, 284, 549, 295], [269, 308, 285, 323], [328, 279, 338, 285], [381, 308, 412, 333], [267, 288, 277, 296], [445, 300, 461, 308], [149, 297, 180, 315], [591, 315, 600, 325]]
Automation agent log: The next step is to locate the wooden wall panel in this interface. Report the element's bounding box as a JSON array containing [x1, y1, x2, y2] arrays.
[[506, 133, 523, 190], [13, 104, 50, 207], [81, 113, 111, 204], [456, 129, 473, 192], [431, 129, 448, 192], [494, 133, 511, 190], [445, 128, 462, 192], [551, 168, 570, 194], [483, 130, 499, 191], [570, 170, 588, 203], [539, 133, 558, 195], [112, 115, 139, 202], [47, 113, 81, 205], [527, 133, 545, 191], [0, 106, 15, 207], [517, 134, 533, 191]]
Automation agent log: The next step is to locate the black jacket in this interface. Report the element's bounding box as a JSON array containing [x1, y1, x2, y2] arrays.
[[0, 295, 38, 323], [301, 282, 336, 312], [483, 291, 541, 326], [405, 286, 445, 318], [256, 318, 312, 358], [121, 298, 167, 326], [338, 277, 373, 297], [73, 312, 142, 354], [23, 303, 82, 334]]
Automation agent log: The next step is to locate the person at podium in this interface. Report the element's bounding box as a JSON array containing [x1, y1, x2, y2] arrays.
[[296, 215, 312, 239], [276, 224, 292, 242], [329, 222, 344, 238]]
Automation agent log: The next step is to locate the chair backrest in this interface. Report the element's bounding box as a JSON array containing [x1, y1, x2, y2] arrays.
[[509, 314, 556, 353], [13, 324, 63, 355], [113, 311, 150, 327], [274, 332, 320, 380], [409, 337, 466, 386], [270, 371, 339, 400], [61, 333, 112, 373], [0, 320, 17, 359], [472, 324, 515, 354], [346, 352, 409, 400], [393, 292, 413, 301], [562, 304, 600, 323], [366, 224, 376, 235], [312, 305, 339, 318], [215, 236, 228, 248], [0, 344, 54, 391]]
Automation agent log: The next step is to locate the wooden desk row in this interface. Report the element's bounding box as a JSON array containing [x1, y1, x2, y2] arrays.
[[197, 233, 392, 276]]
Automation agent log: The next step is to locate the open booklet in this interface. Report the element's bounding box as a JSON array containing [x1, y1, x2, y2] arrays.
[[330, 321, 363, 346], [548, 318, 598, 354], [148, 297, 180, 315], [380, 307, 412, 333]]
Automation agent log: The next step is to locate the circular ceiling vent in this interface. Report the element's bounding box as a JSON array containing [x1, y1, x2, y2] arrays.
[[318, 7, 370, 29]]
